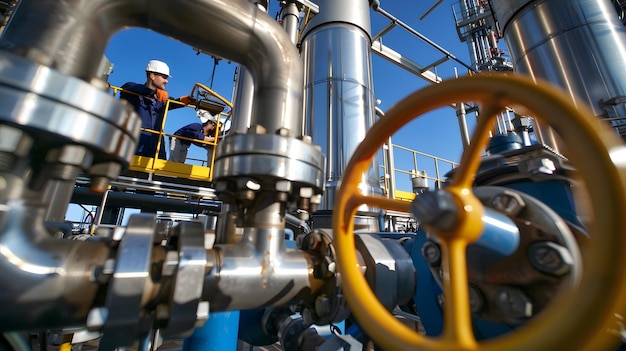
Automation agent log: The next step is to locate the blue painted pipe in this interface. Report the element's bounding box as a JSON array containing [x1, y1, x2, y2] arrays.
[[183, 311, 240, 351], [475, 207, 520, 256]]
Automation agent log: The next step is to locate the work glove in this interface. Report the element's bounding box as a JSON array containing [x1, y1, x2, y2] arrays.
[[155, 88, 169, 102], [179, 95, 196, 105]]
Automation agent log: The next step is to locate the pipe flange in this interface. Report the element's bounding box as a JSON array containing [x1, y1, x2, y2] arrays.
[[0, 51, 141, 164], [99, 214, 156, 350], [354, 234, 417, 310], [213, 132, 325, 205], [160, 221, 208, 338], [424, 185, 583, 325], [297, 229, 352, 326]]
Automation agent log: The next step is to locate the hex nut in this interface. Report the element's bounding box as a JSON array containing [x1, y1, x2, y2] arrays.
[[528, 241, 573, 277], [491, 190, 526, 217]]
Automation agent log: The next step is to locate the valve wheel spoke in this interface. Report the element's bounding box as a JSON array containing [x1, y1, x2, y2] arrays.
[[333, 74, 626, 351]]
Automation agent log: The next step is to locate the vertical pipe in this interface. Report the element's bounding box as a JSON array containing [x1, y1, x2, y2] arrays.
[[281, 1, 300, 45], [376, 107, 396, 199], [301, 0, 382, 220], [230, 0, 269, 135], [491, 0, 626, 143], [43, 181, 74, 222], [454, 68, 471, 149]]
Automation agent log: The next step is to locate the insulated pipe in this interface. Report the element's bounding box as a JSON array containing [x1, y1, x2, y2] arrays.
[[491, 0, 626, 139], [0, 0, 303, 134], [301, 0, 382, 218]]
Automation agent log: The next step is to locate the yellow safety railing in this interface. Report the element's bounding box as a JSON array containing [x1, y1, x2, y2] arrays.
[[109, 84, 232, 182]]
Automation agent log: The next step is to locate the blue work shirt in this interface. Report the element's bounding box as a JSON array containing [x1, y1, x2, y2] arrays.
[[120, 82, 170, 159], [174, 123, 207, 147]]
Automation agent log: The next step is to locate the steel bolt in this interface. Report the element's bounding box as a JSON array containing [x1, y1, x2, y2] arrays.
[[496, 287, 533, 321], [528, 241, 573, 277], [301, 308, 316, 326], [307, 232, 321, 250], [277, 127, 290, 137], [491, 190, 525, 216], [314, 296, 332, 318], [162, 251, 179, 277], [421, 240, 441, 265], [410, 189, 458, 230], [469, 285, 484, 314]]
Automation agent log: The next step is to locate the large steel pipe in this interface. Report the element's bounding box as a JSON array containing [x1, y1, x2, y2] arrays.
[[0, 0, 303, 134], [0, 201, 110, 330], [0, 0, 308, 332], [491, 0, 626, 139], [301, 0, 382, 229]]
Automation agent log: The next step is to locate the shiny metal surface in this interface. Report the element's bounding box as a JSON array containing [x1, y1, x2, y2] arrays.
[[355, 234, 416, 310], [302, 22, 381, 212], [1, 0, 303, 134], [0, 52, 139, 162], [204, 229, 318, 311], [231, 1, 267, 135], [161, 222, 207, 338], [303, 0, 371, 37], [281, 1, 301, 45], [214, 133, 325, 190], [497, 0, 626, 136], [100, 214, 155, 349], [489, 0, 533, 33], [0, 200, 110, 331], [231, 66, 255, 134]]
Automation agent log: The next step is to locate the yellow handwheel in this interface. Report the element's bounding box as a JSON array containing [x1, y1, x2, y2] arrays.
[[332, 74, 626, 351]]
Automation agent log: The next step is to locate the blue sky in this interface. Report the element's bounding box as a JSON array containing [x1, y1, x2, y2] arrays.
[[70, 0, 488, 223]]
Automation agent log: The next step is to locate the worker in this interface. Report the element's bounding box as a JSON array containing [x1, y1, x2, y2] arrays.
[[120, 59, 194, 159], [169, 109, 220, 165]]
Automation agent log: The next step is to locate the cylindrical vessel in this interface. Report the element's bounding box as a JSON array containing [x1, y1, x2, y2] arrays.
[[301, 0, 382, 224], [492, 0, 626, 139]]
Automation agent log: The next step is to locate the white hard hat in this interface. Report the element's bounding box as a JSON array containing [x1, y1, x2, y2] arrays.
[[145, 60, 171, 77], [197, 109, 218, 124]]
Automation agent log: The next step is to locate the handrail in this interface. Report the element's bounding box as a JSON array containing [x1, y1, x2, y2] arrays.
[[379, 141, 459, 201], [109, 84, 228, 181]]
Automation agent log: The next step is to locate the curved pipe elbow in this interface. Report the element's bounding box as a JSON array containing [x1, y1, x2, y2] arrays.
[[0, 202, 110, 331], [1, 0, 303, 134]]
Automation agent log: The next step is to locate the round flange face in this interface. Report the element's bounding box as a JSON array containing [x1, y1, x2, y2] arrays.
[[0, 52, 141, 163], [423, 185, 582, 325]]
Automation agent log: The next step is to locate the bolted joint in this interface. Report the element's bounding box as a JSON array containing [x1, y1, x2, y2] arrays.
[[45, 145, 94, 169], [0, 125, 34, 157], [495, 287, 533, 322], [248, 124, 267, 135], [410, 189, 458, 230], [89, 162, 122, 193], [277, 127, 291, 137], [421, 240, 441, 265], [91, 258, 116, 284]]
